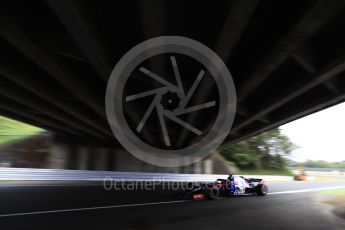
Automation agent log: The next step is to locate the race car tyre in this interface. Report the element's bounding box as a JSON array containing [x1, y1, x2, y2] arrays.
[[256, 184, 268, 196], [207, 187, 219, 200]]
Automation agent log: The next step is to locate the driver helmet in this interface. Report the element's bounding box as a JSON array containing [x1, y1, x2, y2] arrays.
[[228, 174, 234, 181]]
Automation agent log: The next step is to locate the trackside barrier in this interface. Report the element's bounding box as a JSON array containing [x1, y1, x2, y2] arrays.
[[0, 168, 293, 182]]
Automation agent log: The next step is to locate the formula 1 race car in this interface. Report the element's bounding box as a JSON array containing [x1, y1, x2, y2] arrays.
[[173, 175, 268, 200]]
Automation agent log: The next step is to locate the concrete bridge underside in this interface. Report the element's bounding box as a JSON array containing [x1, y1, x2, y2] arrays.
[[1, 0, 345, 166]]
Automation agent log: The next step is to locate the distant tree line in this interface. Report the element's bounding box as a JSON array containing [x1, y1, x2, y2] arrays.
[[219, 128, 296, 170], [291, 160, 345, 169]]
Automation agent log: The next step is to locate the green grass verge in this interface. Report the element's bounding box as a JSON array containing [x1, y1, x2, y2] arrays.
[[0, 116, 43, 145], [320, 188, 345, 195], [238, 168, 293, 176]]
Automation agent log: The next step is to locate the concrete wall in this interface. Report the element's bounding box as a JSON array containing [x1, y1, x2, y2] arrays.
[[45, 143, 235, 174], [47, 143, 208, 173], [0, 133, 236, 174]]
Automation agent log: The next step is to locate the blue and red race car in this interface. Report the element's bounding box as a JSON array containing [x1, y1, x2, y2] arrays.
[[174, 175, 268, 200]]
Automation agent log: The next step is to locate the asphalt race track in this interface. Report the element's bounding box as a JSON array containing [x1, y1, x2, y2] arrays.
[[0, 181, 345, 230]]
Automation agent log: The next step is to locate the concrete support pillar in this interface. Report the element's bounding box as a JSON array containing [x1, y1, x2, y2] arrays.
[[94, 148, 107, 170], [106, 149, 115, 171], [77, 146, 89, 170], [193, 160, 203, 174], [67, 144, 78, 170], [114, 149, 155, 172], [113, 149, 120, 171], [47, 144, 68, 169], [204, 158, 213, 174], [87, 147, 95, 170]]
